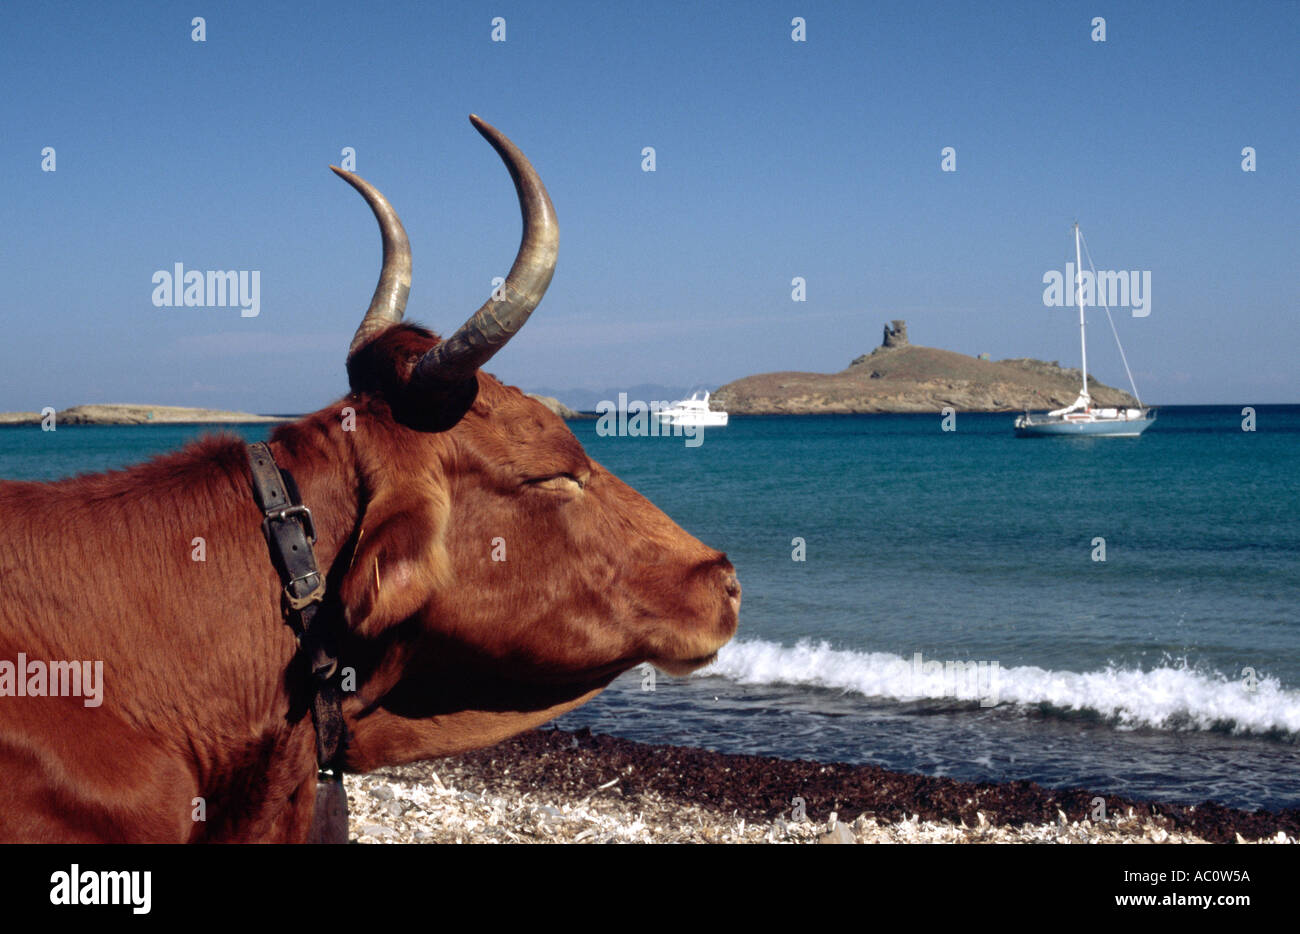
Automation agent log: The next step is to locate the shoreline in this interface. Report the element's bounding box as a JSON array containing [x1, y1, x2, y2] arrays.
[[0, 404, 286, 426], [346, 728, 1297, 844], [0, 397, 574, 424]]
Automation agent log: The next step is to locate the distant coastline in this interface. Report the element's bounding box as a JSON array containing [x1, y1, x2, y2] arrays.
[[0, 404, 288, 426], [0, 395, 584, 426]]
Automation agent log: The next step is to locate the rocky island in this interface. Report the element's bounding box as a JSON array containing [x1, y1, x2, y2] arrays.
[[712, 320, 1139, 415]]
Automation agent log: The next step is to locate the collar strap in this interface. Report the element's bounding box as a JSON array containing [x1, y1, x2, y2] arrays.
[[246, 442, 349, 843], [247, 443, 327, 612]]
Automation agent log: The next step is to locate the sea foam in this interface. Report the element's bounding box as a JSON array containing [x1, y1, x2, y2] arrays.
[[698, 639, 1300, 737]]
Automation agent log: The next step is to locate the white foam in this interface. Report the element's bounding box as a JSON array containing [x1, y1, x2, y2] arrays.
[[697, 639, 1300, 737]]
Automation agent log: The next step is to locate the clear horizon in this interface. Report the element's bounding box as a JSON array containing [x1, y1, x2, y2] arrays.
[[3, 1, 1296, 412]]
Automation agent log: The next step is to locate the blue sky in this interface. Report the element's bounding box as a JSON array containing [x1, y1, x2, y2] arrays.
[[3, 0, 1296, 412]]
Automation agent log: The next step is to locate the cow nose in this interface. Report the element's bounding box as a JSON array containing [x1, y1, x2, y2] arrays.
[[723, 572, 741, 602]]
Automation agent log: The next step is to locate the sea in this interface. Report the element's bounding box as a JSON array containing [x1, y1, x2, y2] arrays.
[[2, 405, 1296, 812]]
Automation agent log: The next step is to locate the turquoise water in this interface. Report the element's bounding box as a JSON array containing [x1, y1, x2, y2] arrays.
[[561, 405, 1300, 811], [3, 406, 1296, 809], [581, 407, 1300, 687]]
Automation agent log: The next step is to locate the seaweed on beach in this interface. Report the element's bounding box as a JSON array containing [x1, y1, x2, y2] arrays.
[[348, 727, 1298, 844]]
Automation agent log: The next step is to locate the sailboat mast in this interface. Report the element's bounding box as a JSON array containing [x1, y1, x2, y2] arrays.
[[1074, 222, 1088, 403]]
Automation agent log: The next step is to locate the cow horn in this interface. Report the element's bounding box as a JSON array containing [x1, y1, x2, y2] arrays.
[[412, 114, 559, 386], [331, 166, 412, 360]]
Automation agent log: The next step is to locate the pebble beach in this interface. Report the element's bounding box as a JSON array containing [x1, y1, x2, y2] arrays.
[[344, 728, 1298, 845]]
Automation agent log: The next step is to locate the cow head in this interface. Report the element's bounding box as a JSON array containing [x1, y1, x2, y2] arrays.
[[311, 117, 740, 767]]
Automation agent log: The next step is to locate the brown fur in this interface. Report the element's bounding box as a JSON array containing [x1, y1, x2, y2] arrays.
[[0, 324, 739, 841]]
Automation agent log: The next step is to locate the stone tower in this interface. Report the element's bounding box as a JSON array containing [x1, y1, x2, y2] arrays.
[[882, 319, 908, 348]]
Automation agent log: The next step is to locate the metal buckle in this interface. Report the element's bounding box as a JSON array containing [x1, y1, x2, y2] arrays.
[[283, 572, 326, 611], [262, 503, 317, 543]]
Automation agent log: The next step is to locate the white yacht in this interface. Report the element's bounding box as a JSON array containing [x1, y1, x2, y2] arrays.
[[655, 391, 728, 428]]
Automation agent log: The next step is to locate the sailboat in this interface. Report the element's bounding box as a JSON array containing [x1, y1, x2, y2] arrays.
[[1014, 223, 1155, 437]]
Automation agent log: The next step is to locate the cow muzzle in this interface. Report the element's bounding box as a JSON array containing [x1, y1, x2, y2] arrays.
[[650, 558, 740, 676]]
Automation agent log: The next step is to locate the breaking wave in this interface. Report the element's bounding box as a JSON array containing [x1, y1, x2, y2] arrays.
[[697, 639, 1300, 738]]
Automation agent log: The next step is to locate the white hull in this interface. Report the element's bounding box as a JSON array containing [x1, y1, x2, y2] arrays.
[[655, 391, 728, 428], [1014, 410, 1155, 436], [656, 413, 728, 427]]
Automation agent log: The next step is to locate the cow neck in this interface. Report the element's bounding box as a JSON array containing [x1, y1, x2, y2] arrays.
[[247, 431, 360, 844]]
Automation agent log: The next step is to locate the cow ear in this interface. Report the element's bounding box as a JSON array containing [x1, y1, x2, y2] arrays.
[[340, 501, 449, 636]]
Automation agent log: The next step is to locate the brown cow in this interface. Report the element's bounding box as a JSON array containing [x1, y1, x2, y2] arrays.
[[0, 116, 740, 842]]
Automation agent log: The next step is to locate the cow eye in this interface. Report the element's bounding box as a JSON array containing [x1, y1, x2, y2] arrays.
[[525, 473, 585, 493]]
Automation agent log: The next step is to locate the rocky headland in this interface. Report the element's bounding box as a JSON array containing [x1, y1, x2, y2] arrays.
[[0, 397, 582, 426], [0, 404, 287, 426], [525, 394, 582, 419], [0, 396, 589, 427], [712, 320, 1139, 415]]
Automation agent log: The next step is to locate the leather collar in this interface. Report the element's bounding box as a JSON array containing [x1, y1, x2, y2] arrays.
[[246, 441, 349, 844]]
